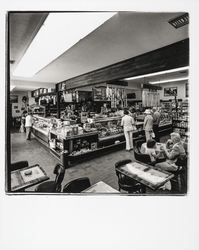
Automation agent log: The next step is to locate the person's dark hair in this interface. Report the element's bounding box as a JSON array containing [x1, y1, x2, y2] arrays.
[[147, 139, 156, 148], [123, 109, 129, 115]]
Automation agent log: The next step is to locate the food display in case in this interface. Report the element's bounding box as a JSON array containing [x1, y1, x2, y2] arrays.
[[49, 127, 99, 165], [93, 117, 123, 139]]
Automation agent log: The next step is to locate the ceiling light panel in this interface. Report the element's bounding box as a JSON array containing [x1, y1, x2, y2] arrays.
[[149, 77, 188, 84], [13, 12, 117, 78], [125, 66, 189, 81]]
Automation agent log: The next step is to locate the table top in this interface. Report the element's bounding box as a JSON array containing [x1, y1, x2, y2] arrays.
[[82, 181, 119, 193], [140, 142, 165, 160], [11, 164, 49, 192], [116, 161, 174, 190]]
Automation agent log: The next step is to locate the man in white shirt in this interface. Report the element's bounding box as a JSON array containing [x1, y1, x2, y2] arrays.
[[121, 109, 135, 151], [25, 112, 33, 140]]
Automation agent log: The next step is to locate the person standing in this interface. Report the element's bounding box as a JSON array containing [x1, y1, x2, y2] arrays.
[[121, 109, 135, 151], [143, 109, 153, 142], [152, 107, 161, 142], [25, 112, 33, 140]]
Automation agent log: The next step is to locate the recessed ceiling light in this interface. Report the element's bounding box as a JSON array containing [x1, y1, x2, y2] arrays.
[[13, 12, 117, 78]]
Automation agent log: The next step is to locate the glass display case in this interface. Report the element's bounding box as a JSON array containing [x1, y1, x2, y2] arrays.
[[30, 105, 46, 117], [93, 116, 123, 140], [32, 116, 51, 145]]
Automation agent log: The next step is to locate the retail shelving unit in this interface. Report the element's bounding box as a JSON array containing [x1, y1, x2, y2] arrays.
[[172, 100, 189, 138]]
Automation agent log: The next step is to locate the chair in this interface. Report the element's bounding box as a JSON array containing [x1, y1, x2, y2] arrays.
[[115, 159, 146, 194], [134, 147, 152, 165], [35, 164, 65, 192], [170, 156, 188, 193], [134, 140, 146, 152], [11, 161, 29, 171], [63, 177, 91, 193]]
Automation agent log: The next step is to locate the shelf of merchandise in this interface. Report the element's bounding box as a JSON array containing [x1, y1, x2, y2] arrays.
[[31, 114, 172, 167], [172, 100, 189, 137]]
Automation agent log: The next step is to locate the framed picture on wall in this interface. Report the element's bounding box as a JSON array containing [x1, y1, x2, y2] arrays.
[[164, 87, 177, 96]]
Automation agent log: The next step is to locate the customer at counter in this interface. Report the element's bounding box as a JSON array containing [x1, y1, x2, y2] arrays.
[[121, 109, 135, 151], [143, 109, 153, 141], [25, 112, 33, 140], [129, 107, 137, 120], [152, 107, 161, 142], [155, 132, 186, 171]]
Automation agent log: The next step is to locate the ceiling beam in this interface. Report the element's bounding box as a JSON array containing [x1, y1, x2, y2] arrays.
[[57, 38, 189, 91]]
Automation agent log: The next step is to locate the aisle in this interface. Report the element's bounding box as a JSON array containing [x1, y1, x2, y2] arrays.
[[11, 131, 170, 193], [11, 131, 135, 191]]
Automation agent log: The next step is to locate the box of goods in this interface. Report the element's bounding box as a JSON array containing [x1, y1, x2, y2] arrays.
[[91, 142, 97, 150], [48, 88, 55, 93], [49, 139, 56, 149]]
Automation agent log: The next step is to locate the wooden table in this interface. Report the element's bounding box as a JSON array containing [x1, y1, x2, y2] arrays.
[[82, 181, 119, 193], [11, 164, 49, 192], [116, 161, 174, 190]]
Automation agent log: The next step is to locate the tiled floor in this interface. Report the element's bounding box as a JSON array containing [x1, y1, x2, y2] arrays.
[[11, 131, 170, 194]]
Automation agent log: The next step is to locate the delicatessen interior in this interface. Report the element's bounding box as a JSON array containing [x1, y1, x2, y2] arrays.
[[8, 12, 189, 194]]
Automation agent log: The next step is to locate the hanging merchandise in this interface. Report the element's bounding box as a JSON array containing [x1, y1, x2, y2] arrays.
[[142, 90, 160, 107]]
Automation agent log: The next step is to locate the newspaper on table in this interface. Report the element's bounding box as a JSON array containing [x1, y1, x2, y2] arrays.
[[20, 166, 45, 183], [125, 163, 166, 185]]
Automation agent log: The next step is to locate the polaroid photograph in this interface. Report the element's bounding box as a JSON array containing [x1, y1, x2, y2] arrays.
[[6, 11, 189, 194], [1, 2, 199, 250]]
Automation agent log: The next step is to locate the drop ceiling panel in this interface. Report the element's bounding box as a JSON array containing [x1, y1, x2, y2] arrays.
[[9, 13, 48, 73]]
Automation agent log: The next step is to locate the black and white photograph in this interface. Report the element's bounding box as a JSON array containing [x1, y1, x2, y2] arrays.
[[164, 87, 178, 96], [7, 11, 189, 195], [1, 2, 199, 250]]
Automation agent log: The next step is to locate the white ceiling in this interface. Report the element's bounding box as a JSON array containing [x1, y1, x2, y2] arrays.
[[9, 11, 189, 91]]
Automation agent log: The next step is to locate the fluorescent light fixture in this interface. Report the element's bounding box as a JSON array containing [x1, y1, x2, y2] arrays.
[[13, 12, 117, 77], [125, 66, 189, 81], [149, 77, 188, 84]]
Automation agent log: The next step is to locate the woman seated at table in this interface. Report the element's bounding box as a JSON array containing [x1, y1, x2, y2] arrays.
[[144, 139, 164, 164], [155, 132, 186, 171]]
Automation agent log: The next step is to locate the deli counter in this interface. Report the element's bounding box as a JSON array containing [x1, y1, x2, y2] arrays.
[[32, 114, 144, 166]]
